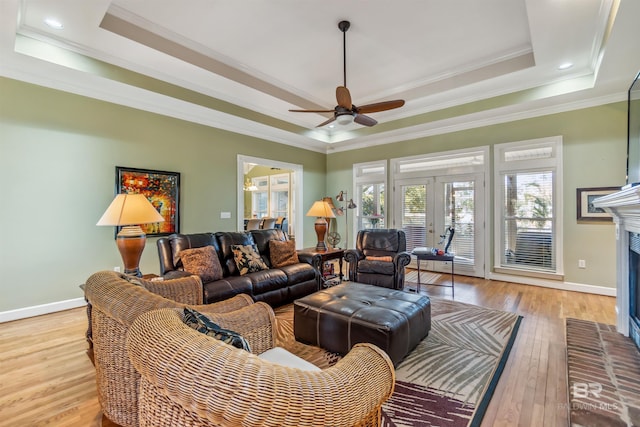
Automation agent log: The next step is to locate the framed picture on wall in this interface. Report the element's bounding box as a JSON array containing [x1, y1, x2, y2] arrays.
[[576, 186, 618, 222], [116, 166, 180, 236]]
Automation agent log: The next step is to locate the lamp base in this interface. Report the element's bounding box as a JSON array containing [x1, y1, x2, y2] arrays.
[[116, 225, 147, 277], [314, 217, 328, 252]]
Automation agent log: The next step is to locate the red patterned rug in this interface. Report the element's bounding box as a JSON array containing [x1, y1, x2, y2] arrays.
[[565, 318, 640, 427], [275, 297, 522, 427]]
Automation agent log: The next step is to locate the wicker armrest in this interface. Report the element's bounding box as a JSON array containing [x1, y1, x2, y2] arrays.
[[196, 293, 254, 313], [127, 308, 395, 427], [141, 274, 203, 305], [195, 301, 276, 354]]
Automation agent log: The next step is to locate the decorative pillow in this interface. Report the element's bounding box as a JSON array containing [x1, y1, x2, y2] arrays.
[[269, 240, 299, 268], [179, 246, 223, 282], [230, 244, 268, 275], [183, 308, 251, 352], [365, 255, 393, 262]]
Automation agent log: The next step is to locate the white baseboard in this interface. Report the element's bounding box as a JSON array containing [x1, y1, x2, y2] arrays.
[[487, 272, 617, 297], [0, 297, 87, 323]]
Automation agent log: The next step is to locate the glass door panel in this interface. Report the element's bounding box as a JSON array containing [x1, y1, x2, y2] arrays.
[[434, 175, 484, 276]]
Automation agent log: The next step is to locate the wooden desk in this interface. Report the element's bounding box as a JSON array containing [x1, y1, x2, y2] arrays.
[[298, 247, 344, 287], [412, 250, 455, 297]]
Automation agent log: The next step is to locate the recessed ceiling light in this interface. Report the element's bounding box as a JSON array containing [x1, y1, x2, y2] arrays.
[[44, 18, 64, 29], [557, 62, 573, 70]]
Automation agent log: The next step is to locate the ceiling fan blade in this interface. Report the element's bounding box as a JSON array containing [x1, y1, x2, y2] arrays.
[[355, 99, 405, 114], [354, 114, 377, 127], [289, 109, 335, 113], [317, 116, 337, 127], [336, 86, 352, 109]]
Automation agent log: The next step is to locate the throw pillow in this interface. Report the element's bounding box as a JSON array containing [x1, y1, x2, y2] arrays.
[[179, 246, 223, 282], [183, 307, 251, 352], [230, 244, 268, 275], [365, 255, 393, 262], [269, 240, 299, 268]]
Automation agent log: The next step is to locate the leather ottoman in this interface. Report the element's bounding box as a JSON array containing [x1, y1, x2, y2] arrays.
[[294, 282, 431, 366]]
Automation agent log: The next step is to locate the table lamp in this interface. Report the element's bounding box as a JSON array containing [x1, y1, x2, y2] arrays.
[[306, 200, 336, 251], [97, 193, 165, 277]]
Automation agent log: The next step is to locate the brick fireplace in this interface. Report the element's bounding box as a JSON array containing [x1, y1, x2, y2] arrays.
[[594, 186, 640, 350]]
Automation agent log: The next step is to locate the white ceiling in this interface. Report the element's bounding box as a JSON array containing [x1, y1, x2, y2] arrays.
[[1, 0, 639, 153]]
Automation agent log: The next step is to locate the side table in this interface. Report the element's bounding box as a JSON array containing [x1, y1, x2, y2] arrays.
[[297, 247, 344, 288], [411, 249, 455, 298]]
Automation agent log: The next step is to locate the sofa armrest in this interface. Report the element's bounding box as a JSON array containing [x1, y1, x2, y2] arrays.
[[393, 251, 412, 290], [393, 251, 412, 268], [297, 252, 323, 288], [344, 249, 364, 282], [142, 275, 203, 305], [127, 308, 395, 427], [296, 251, 321, 267]]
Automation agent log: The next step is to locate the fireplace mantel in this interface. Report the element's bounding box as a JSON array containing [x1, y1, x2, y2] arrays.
[[593, 185, 640, 336]]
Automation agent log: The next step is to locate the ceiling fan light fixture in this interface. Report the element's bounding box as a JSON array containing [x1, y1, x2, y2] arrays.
[[336, 114, 354, 125], [288, 20, 404, 128]]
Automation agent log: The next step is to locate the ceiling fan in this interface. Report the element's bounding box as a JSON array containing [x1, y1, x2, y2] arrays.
[[289, 20, 405, 128]]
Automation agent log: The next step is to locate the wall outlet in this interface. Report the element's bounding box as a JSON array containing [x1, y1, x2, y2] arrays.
[[578, 259, 586, 269], [113, 266, 121, 272], [220, 211, 231, 219]]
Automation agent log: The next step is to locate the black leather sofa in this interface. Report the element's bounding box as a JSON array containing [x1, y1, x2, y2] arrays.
[[157, 229, 319, 306]]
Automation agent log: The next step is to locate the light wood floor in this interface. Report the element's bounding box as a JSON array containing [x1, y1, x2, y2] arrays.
[[0, 274, 616, 427]]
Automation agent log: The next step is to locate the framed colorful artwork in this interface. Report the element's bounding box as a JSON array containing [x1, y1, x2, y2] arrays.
[[576, 186, 618, 222], [115, 166, 180, 236]]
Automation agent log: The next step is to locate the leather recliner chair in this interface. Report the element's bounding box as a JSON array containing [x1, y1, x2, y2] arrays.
[[344, 229, 411, 289]]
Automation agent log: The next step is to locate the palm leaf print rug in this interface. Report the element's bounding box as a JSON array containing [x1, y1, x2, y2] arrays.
[[275, 296, 522, 427]]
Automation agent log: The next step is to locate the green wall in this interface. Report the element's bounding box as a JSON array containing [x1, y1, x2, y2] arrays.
[[327, 102, 627, 289], [0, 75, 626, 314], [0, 77, 325, 312]]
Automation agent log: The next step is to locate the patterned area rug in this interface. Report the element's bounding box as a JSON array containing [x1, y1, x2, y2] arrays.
[[404, 270, 443, 292], [275, 296, 522, 426], [565, 318, 640, 427]]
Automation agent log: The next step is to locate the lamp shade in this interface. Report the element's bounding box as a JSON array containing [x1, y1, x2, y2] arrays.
[[306, 200, 336, 218], [96, 193, 164, 226], [322, 196, 338, 211]]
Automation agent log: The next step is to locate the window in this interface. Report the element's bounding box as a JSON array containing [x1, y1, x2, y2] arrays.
[[354, 161, 387, 230], [359, 183, 385, 228], [270, 174, 289, 218], [443, 180, 475, 261], [399, 183, 427, 250], [251, 176, 269, 218], [494, 137, 563, 277], [249, 175, 291, 220]]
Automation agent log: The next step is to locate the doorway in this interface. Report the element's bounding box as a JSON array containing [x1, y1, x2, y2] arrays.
[[237, 155, 304, 246], [391, 148, 488, 278]]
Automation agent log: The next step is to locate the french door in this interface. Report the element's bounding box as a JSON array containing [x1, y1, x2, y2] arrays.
[[395, 174, 484, 277]]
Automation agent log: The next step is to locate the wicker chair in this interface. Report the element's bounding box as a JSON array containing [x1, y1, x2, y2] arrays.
[[127, 307, 396, 427], [83, 270, 255, 427]]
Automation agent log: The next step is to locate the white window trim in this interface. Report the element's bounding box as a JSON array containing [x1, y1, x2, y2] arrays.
[[493, 136, 564, 279]]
